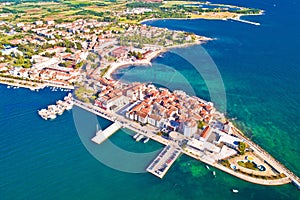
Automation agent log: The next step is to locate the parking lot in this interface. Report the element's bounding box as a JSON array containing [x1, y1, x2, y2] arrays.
[[146, 144, 182, 178]]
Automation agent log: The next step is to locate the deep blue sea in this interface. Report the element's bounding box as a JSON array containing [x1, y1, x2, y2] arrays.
[[1, 0, 299, 199]]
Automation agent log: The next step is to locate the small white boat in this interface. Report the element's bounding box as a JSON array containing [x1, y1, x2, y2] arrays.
[[136, 134, 144, 142], [65, 104, 73, 110], [212, 171, 216, 176], [232, 189, 239, 193], [57, 108, 64, 115], [41, 115, 48, 120], [48, 114, 56, 120], [7, 85, 10, 88], [143, 137, 150, 143], [206, 165, 210, 170], [133, 133, 139, 139]]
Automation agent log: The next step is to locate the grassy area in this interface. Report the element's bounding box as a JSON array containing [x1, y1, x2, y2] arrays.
[[162, 1, 200, 8], [100, 65, 111, 77], [74, 85, 95, 103], [0, 0, 262, 24], [237, 160, 259, 171], [0, 0, 126, 23]]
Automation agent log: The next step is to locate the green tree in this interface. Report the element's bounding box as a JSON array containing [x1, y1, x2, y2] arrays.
[[238, 142, 246, 155], [136, 52, 143, 59]]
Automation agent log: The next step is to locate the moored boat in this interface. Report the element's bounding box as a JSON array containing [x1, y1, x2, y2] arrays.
[[133, 133, 139, 139], [231, 189, 238, 193], [143, 137, 150, 143], [136, 134, 144, 142], [48, 114, 56, 120]]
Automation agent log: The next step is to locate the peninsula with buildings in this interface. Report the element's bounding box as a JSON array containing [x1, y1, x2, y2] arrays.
[[0, 0, 299, 190]]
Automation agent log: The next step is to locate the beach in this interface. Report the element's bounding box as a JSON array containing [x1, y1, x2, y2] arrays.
[[104, 37, 212, 79]]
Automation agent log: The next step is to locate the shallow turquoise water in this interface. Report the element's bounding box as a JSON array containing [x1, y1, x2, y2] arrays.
[[0, 85, 297, 200], [1, 0, 300, 199]]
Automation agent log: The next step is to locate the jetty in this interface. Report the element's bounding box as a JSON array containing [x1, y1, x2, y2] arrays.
[[91, 122, 121, 144], [231, 17, 260, 26], [147, 145, 182, 179]]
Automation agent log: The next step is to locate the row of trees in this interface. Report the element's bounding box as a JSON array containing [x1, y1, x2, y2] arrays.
[[128, 51, 143, 59]]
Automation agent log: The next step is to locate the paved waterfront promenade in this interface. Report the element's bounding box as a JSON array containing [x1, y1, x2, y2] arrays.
[[0, 77, 74, 90], [73, 99, 299, 187], [73, 99, 168, 146]]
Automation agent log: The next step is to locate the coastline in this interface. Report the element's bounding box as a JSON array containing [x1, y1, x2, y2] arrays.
[[139, 12, 264, 26], [104, 38, 212, 79], [72, 99, 296, 187], [0, 77, 74, 90], [104, 48, 165, 80]]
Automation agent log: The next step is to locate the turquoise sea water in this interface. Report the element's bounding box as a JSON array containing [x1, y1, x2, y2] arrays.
[[1, 0, 299, 199]]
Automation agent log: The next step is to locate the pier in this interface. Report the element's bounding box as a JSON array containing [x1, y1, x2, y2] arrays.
[[146, 145, 182, 179], [231, 18, 260, 26], [91, 122, 121, 144]]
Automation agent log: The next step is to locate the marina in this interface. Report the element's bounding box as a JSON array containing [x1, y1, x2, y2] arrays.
[[37, 93, 73, 120], [0, 0, 299, 198]]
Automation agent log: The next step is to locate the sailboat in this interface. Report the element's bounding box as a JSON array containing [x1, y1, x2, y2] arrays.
[[96, 124, 101, 135]]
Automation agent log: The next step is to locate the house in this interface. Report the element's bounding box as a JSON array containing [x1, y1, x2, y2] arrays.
[[136, 111, 148, 124], [0, 63, 8, 72], [96, 95, 129, 111], [35, 21, 43, 26], [183, 119, 197, 137], [47, 20, 55, 25], [200, 126, 212, 141], [110, 46, 128, 58], [31, 56, 60, 70], [1, 47, 23, 57], [55, 72, 72, 80], [16, 23, 24, 27]]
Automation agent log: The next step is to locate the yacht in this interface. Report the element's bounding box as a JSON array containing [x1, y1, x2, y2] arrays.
[[136, 134, 144, 142], [65, 103, 73, 110], [38, 109, 49, 120], [133, 133, 139, 139], [206, 165, 210, 170], [143, 137, 150, 143], [56, 106, 65, 115], [48, 114, 57, 120]]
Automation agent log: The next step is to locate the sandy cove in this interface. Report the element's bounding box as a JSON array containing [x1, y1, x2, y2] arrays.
[[104, 38, 212, 80]]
